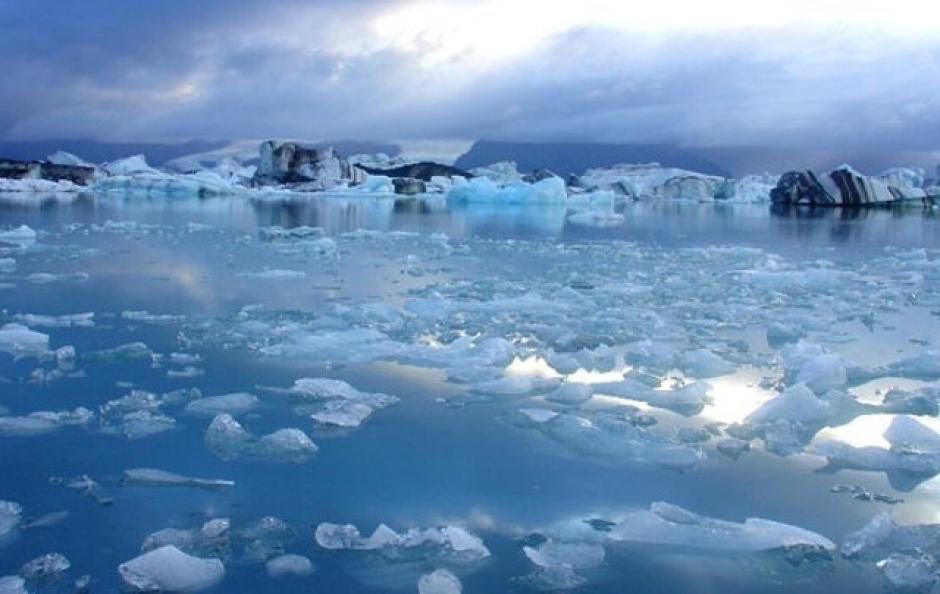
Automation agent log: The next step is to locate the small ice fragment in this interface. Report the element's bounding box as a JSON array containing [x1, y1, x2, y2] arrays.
[[265, 554, 314, 578], [118, 545, 224, 593], [123, 468, 234, 491], [0, 501, 23, 540], [20, 553, 70, 580], [418, 569, 462, 594], [184, 393, 258, 417], [0, 576, 28, 594]]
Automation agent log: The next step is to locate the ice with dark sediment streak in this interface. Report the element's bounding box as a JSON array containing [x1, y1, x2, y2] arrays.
[[608, 502, 836, 552], [204, 414, 317, 464], [122, 468, 234, 491], [118, 545, 225, 592]]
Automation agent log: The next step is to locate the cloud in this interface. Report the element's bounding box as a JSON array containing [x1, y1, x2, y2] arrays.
[[1, 0, 939, 150]]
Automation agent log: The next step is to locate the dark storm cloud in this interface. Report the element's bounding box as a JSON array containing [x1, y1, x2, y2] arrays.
[[1, 0, 939, 151]]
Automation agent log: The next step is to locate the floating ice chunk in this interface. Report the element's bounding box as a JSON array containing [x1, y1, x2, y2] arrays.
[[877, 553, 938, 593], [103, 155, 159, 176], [26, 272, 88, 284], [47, 150, 93, 168], [265, 554, 314, 578], [21, 510, 69, 529], [0, 408, 94, 437], [747, 383, 831, 426], [314, 523, 490, 562], [84, 342, 154, 363], [184, 393, 259, 417], [815, 416, 940, 489], [310, 401, 376, 428], [118, 545, 225, 593], [121, 311, 185, 325], [0, 225, 37, 247], [0, 324, 49, 358], [11, 313, 94, 328], [418, 569, 462, 594], [238, 516, 297, 563], [291, 378, 399, 408], [204, 414, 317, 464], [609, 502, 836, 552], [679, 349, 735, 378], [595, 379, 711, 416], [0, 576, 27, 594], [0, 501, 22, 540], [716, 437, 751, 459], [448, 176, 567, 205], [523, 540, 605, 570], [842, 513, 940, 561], [142, 519, 232, 560], [119, 410, 176, 439], [123, 468, 234, 491], [782, 342, 846, 394], [518, 408, 559, 423], [545, 382, 593, 404], [472, 375, 559, 396], [236, 269, 307, 280], [20, 553, 70, 580]]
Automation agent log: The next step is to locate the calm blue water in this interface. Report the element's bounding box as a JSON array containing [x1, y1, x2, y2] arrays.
[[1, 192, 938, 593]]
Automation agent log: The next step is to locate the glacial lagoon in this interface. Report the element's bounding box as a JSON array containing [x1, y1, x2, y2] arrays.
[[2, 192, 940, 593]]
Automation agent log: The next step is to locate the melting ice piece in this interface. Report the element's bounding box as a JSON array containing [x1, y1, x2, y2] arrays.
[[20, 553, 70, 580], [142, 519, 232, 561], [0, 408, 94, 438], [123, 468, 234, 491], [0, 324, 49, 358], [813, 416, 940, 490], [781, 342, 847, 394], [0, 576, 27, 594], [523, 540, 605, 570], [314, 523, 490, 562], [0, 225, 37, 246], [183, 393, 259, 417], [842, 513, 940, 560], [118, 545, 225, 593], [204, 414, 317, 464], [291, 378, 399, 428], [11, 313, 94, 328], [609, 502, 836, 552], [0, 501, 22, 540], [418, 569, 462, 594], [265, 554, 314, 578], [877, 553, 938, 593], [238, 517, 297, 563]]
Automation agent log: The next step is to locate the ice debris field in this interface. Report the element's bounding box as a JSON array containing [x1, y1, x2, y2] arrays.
[[1, 185, 940, 593]]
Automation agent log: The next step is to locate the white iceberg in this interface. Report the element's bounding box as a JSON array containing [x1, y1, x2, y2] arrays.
[[418, 569, 462, 594], [265, 554, 314, 578], [184, 393, 259, 418], [0, 324, 49, 358]]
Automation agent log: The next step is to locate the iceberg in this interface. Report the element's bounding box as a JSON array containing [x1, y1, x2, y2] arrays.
[[118, 545, 225, 593], [290, 377, 399, 428], [447, 176, 567, 205], [842, 513, 940, 561]]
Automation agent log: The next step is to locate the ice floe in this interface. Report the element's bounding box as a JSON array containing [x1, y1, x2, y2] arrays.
[[204, 414, 317, 463]]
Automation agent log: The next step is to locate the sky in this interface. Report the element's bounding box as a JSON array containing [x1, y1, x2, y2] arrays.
[[2, 0, 940, 150]]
